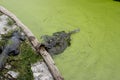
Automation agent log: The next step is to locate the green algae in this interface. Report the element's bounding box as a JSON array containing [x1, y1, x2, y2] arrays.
[[0, 0, 120, 80]]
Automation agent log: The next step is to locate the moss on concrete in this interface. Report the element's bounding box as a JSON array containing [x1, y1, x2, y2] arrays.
[[0, 41, 42, 80], [7, 41, 42, 80]]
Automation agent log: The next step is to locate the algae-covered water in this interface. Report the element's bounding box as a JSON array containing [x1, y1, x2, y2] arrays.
[[0, 0, 120, 80]]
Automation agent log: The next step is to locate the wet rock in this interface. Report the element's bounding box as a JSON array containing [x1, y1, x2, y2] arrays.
[[31, 61, 54, 80]]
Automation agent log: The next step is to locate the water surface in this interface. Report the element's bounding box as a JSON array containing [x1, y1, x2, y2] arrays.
[[0, 0, 120, 80]]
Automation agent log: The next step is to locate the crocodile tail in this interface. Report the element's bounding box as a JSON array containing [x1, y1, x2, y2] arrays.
[[68, 28, 80, 35]]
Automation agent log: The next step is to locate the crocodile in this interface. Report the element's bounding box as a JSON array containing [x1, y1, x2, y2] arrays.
[[0, 31, 25, 69], [41, 29, 80, 55]]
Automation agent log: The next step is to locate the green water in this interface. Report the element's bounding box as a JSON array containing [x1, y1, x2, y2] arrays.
[[0, 0, 120, 80]]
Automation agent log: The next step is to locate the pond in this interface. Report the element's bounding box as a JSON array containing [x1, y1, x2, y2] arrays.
[[0, 0, 120, 80]]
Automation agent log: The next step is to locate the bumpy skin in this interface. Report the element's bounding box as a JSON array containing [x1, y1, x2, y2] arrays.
[[0, 31, 25, 69], [41, 29, 80, 55]]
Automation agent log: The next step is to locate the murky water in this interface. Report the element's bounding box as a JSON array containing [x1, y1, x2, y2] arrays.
[[0, 0, 120, 80]]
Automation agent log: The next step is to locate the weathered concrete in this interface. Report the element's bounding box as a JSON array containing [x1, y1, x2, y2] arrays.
[[7, 71, 19, 78], [31, 61, 54, 80]]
